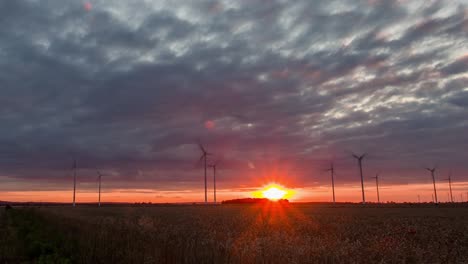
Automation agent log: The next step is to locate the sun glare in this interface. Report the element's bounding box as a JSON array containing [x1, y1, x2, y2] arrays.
[[253, 183, 293, 201], [263, 187, 286, 200]]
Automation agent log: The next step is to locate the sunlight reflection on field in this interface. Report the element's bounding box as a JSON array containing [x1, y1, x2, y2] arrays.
[[7, 204, 463, 263]]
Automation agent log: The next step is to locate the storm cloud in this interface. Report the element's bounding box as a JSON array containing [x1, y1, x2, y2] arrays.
[[1, 0, 467, 199]]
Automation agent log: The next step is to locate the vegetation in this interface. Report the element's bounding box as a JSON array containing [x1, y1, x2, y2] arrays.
[[1, 204, 468, 263], [222, 198, 289, 204]]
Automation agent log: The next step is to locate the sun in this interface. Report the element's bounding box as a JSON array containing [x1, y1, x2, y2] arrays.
[[262, 187, 287, 200], [253, 183, 293, 201]]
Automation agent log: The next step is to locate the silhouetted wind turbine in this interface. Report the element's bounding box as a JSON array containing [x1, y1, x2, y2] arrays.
[[208, 160, 220, 204], [444, 172, 453, 203], [426, 167, 438, 204], [325, 163, 336, 204], [96, 170, 104, 207], [72, 159, 77, 207], [352, 153, 367, 204], [371, 172, 380, 204], [198, 142, 212, 203]]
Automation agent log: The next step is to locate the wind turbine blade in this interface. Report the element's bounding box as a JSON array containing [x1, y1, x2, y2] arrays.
[[199, 154, 205, 163], [324, 163, 333, 171], [197, 141, 207, 153]]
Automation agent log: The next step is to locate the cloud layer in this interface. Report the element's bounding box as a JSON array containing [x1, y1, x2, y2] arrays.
[[1, 0, 467, 200]]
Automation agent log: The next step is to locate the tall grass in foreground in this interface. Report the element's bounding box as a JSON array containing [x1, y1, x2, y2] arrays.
[[1, 204, 468, 263]]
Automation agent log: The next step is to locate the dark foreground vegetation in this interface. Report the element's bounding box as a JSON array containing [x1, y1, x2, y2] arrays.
[[222, 198, 289, 204], [1, 204, 468, 263]]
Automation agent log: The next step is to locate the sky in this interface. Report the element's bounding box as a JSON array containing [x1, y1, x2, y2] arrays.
[[1, 0, 468, 203]]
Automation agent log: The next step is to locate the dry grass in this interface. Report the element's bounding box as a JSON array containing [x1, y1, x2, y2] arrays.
[[2, 204, 468, 263]]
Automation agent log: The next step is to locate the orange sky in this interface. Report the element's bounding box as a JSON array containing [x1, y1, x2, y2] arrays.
[[2, 182, 467, 203]]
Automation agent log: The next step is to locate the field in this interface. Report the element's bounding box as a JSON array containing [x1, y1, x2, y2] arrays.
[[1, 204, 468, 263]]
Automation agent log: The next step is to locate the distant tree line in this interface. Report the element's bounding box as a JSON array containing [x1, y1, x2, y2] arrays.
[[222, 198, 289, 204]]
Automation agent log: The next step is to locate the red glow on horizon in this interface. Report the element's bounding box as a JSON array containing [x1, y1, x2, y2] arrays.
[[1, 182, 468, 204]]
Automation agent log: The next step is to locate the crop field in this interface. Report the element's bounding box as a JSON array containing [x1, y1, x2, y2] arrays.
[[1, 204, 468, 263]]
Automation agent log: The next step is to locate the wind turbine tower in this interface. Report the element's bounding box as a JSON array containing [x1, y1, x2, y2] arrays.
[[96, 170, 104, 207], [326, 163, 336, 204], [426, 167, 438, 204], [208, 161, 219, 204], [73, 159, 77, 207], [352, 153, 367, 204], [445, 172, 453, 203], [198, 143, 211, 204], [371, 173, 380, 204]]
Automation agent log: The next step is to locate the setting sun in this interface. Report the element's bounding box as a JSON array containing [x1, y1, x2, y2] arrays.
[[253, 183, 294, 201], [262, 187, 286, 200]]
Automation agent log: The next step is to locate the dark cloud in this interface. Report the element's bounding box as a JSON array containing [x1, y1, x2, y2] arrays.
[[441, 55, 468, 76], [1, 0, 467, 197]]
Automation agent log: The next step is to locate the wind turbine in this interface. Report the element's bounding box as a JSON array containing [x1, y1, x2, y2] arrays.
[[325, 163, 336, 204], [72, 159, 77, 207], [444, 172, 453, 203], [371, 172, 380, 204], [198, 142, 212, 204], [426, 167, 438, 204], [96, 170, 104, 207], [352, 153, 367, 204], [208, 160, 220, 204]]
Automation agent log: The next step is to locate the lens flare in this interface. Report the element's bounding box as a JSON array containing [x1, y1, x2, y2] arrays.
[[84, 2, 92, 11], [204, 120, 215, 129]]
